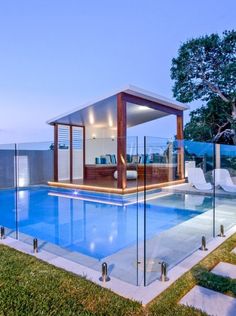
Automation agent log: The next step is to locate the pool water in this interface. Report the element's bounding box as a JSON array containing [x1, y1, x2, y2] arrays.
[[0, 187, 208, 259]]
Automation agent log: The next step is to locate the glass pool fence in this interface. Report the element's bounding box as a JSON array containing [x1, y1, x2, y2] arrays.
[[0, 138, 236, 286]]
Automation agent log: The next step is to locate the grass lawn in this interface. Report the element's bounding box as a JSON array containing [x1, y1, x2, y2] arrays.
[[0, 233, 236, 315]]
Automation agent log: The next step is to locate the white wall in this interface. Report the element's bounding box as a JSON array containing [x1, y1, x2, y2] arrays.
[[85, 126, 117, 164], [17, 155, 30, 187]]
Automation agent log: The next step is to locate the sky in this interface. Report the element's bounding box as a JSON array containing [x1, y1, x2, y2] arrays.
[[0, 0, 235, 144]]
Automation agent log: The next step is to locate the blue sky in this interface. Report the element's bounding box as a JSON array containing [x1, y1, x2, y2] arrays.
[[0, 0, 235, 144]]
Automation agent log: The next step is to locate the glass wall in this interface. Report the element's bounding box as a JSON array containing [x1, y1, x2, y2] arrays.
[[16, 142, 54, 248], [84, 136, 118, 189], [0, 143, 17, 239], [0, 139, 236, 287], [16, 138, 142, 286], [214, 143, 236, 235], [144, 138, 215, 285], [17, 141, 54, 186]]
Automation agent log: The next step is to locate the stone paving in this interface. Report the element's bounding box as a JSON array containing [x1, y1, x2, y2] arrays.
[[180, 285, 236, 316], [212, 262, 236, 279], [231, 247, 236, 255], [179, 247, 236, 315]]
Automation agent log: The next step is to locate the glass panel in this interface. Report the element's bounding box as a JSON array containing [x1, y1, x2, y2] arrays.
[[0, 143, 17, 238], [85, 136, 118, 189], [126, 136, 142, 285], [14, 138, 141, 286], [16, 141, 54, 250], [144, 138, 214, 286], [5, 137, 235, 288], [17, 141, 54, 186], [214, 143, 236, 235]]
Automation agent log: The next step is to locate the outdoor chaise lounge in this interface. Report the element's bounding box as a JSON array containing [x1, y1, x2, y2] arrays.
[[187, 168, 212, 191], [214, 169, 236, 193]]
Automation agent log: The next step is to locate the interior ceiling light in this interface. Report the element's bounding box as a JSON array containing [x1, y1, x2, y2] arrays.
[[138, 105, 150, 111], [89, 111, 95, 124], [108, 114, 113, 127]]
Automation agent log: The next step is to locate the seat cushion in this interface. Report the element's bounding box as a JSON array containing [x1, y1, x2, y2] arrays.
[[114, 170, 138, 180]]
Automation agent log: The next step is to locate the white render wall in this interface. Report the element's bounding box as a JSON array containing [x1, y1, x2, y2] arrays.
[[85, 126, 117, 164]]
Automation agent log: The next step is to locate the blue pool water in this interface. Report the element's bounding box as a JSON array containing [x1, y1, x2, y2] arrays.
[[0, 187, 207, 259]]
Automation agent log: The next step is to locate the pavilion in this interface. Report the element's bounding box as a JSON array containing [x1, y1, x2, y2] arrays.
[[47, 85, 189, 194]]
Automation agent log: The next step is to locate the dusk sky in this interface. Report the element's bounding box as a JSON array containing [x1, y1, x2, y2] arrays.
[[0, 0, 235, 144]]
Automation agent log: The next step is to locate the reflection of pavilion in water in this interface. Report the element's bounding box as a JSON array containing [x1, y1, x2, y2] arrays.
[[16, 190, 137, 259], [13, 188, 214, 261]]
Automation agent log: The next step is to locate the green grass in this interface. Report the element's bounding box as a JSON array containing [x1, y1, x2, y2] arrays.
[[0, 245, 143, 316], [0, 233, 236, 315]]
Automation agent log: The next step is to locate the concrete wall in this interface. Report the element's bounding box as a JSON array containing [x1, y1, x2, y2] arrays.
[[0, 149, 53, 188], [0, 150, 15, 188]]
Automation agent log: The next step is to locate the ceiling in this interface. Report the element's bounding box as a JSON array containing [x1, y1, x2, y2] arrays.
[[47, 85, 189, 129]]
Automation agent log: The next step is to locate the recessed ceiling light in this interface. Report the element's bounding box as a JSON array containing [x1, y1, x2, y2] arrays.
[[138, 105, 149, 111]]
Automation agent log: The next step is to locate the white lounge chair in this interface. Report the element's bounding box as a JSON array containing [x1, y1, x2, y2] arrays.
[[214, 169, 236, 193], [188, 168, 212, 191]]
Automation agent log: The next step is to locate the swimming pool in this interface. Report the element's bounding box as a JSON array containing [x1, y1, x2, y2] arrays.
[[0, 186, 208, 259], [1, 185, 236, 286]]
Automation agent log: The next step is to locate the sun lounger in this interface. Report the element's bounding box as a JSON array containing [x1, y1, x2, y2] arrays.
[[187, 168, 212, 191], [213, 169, 236, 193]]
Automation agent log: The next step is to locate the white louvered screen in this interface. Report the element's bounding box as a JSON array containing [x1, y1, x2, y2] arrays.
[[58, 125, 70, 181], [72, 127, 83, 179]]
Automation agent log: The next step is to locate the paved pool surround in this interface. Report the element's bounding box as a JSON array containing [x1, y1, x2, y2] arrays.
[[1, 225, 236, 305]]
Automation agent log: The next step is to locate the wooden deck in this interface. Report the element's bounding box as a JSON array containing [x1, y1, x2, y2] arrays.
[[48, 178, 186, 194]]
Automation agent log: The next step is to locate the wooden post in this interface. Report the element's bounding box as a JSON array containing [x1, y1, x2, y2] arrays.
[[117, 93, 127, 190], [176, 114, 184, 179], [70, 125, 73, 182], [54, 124, 59, 182], [82, 126, 85, 179]]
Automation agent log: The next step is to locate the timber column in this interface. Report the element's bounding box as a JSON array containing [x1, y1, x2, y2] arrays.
[[54, 124, 59, 182], [117, 93, 127, 190], [176, 113, 184, 179]]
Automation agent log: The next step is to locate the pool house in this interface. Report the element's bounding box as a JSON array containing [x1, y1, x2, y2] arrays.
[[47, 85, 189, 193]]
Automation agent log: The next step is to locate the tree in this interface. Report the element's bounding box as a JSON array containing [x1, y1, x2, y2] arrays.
[[184, 97, 232, 142], [171, 30, 236, 143]]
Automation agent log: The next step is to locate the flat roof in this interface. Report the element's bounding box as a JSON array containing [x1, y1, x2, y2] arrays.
[[47, 85, 189, 128]]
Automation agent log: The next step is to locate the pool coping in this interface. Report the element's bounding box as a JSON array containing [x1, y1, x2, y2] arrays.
[[1, 225, 236, 305]]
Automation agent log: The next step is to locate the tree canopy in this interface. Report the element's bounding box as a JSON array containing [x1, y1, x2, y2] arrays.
[[171, 30, 236, 143], [184, 97, 232, 142]]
